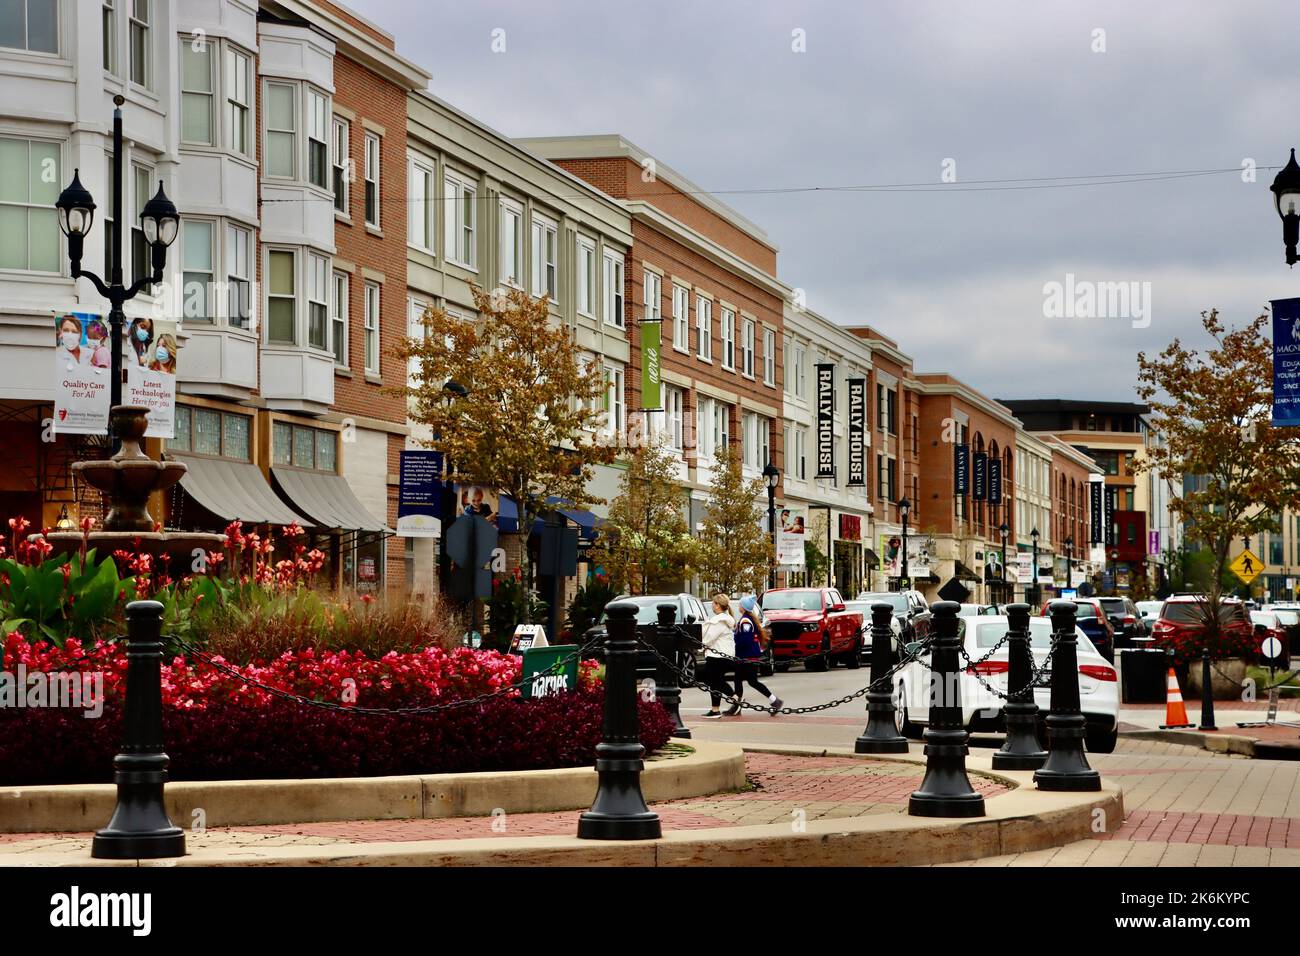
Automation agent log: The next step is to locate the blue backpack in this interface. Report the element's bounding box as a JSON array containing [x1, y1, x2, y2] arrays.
[[734, 616, 764, 660]]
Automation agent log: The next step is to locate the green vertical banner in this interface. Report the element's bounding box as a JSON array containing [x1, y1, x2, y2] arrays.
[[641, 320, 662, 410]]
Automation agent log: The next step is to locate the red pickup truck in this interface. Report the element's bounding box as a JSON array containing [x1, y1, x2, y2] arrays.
[[760, 587, 864, 672]]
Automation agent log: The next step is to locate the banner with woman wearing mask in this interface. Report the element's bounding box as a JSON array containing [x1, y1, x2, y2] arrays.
[[52, 312, 111, 434], [125, 317, 177, 438]]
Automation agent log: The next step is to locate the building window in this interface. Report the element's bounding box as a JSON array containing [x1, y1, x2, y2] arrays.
[[364, 281, 379, 373], [713, 402, 730, 453], [307, 89, 328, 190], [576, 236, 596, 317], [643, 269, 662, 329], [763, 329, 776, 386], [530, 214, 557, 300], [307, 253, 328, 350], [672, 284, 689, 350], [181, 220, 213, 322], [131, 164, 152, 286], [500, 199, 522, 286], [271, 421, 338, 472], [602, 250, 623, 327], [743, 413, 770, 470], [795, 427, 807, 480], [666, 385, 684, 451], [103, 0, 115, 71], [226, 48, 251, 155], [331, 271, 348, 366], [720, 307, 735, 370], [742, 318, 755, 377], [169, 407, 251, 460], [696, 398, 712, 458], [0, 0, 56, 52], [265, 82, 296, 178], [363, 132, 380, 227], [408, 155, 433, 252], [604, 364, 625, 439], [180, 40, 213, 145], [0, 136, 59, 273], [696, 296, 712, 361], [793, 345, 806, 398], [267, 250, 296, 344], [331, 118, 348, 213], [226, 223, 251, 329], [129, 0, 149, 86], [443, 168, 476, 267]]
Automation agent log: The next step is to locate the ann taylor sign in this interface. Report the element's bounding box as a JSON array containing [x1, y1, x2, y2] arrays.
[[816, 363, 835, 480], [847, 378, 866, 486]]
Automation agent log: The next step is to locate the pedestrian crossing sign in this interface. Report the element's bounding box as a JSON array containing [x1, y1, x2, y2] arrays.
[[1230, 548, 1263, 585]]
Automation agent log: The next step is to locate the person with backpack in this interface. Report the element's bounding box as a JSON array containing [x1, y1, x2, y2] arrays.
[[729, 596, 783, 717]]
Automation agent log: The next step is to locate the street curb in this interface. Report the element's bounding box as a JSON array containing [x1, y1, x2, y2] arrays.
[[1121, 728, 1300, 760], [2, 744, 1124, 867], [0, 740, 747, 834]]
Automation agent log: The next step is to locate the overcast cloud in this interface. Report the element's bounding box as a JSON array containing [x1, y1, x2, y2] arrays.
[[353, 0, 1299, 402]]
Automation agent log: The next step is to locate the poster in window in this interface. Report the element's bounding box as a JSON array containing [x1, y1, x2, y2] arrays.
[[124, 317, 178, 439], [776, 505, 806, 568], [52, 312, 111, 435]]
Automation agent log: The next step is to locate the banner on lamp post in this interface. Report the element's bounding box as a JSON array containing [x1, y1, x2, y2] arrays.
[[815, 363, 835, 480], [1272, 296, 1300, 427], [640, 319, 661, 411], [52, 312, 111, 435], [847, 378, 865, 487]]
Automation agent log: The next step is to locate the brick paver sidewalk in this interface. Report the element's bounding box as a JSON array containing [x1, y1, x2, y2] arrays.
[[0, 752, 1009, 856]]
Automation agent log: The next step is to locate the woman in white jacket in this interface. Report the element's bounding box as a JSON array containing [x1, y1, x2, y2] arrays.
[[700, 594, 737, 719]]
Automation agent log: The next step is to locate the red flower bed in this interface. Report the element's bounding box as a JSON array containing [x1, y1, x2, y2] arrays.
[[0, 636, 672, 785]]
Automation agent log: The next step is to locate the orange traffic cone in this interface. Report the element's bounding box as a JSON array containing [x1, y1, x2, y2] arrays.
[[1159, 667, 1195, 729]]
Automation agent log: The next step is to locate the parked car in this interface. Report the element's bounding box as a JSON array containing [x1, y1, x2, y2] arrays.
[[584, 593, 709, 682], [956, 603, 999, 617], [1039, 598, 1115, 661], [844, 599, 896, 664], [1134, 600, 1164, 637], [761, 587, 864, 672], [1098, 596, 1142, 649], [1251, 610, 1291, 668], [893, 614, 1119, 753], [1149, 595, 1253, 660], [856, 589, 932, 643]]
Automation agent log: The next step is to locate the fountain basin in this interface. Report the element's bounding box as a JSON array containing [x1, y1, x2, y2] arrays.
[[41, 531, 228, 572]]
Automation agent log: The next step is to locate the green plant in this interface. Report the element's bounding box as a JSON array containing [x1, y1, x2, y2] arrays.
[[566, 572, 616, 640], [488, 569, 547, 647], [0, 549, 130, 645]]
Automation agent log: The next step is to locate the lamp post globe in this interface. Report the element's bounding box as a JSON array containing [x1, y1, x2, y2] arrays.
[[56, 169, 96, 239], [1271, 148, 1300, 266], [140, 182, 180, 248]]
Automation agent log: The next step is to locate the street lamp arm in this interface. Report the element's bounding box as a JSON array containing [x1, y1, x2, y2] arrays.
[[73, 267, 113, 302], [125, 270, 161, 301]]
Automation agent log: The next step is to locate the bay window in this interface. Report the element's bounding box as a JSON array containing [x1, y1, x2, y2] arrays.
[[265, 82, 296, 178], [307, 89, 328, 189], [307, 253, 328, 350], [226, 224, 251, 328], [0, 136, 59, 273], [226, 49, 251, 155], [181, 39, 214, 145], [331, 271, 348, 366], [181, 220, 213, 322], [267, 250, 296, 344], [331, 117, 348, 213], [129, 0, 149, 87]]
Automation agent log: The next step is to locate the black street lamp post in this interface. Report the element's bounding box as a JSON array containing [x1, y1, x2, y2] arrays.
[[764, 461, 779, 590], [1271, 148, 1300, 267], [998, 521, 1009, 607], [56, 96, 179, 443], [1109, 548, 1119, 592], [1064, 535, 1074, 590], [899, 497, 911, 591], [1030, 527, 1040, 608]]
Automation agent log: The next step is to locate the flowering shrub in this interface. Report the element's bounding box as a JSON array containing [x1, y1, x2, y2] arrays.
[[0, 635, 666, 784], [1152, 622, 1258, 666]]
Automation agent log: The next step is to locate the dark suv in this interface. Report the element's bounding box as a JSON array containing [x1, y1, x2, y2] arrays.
[[584, 593, 708, 681], [856, 590, 932, 642], [1098, 596, 1142, 649]]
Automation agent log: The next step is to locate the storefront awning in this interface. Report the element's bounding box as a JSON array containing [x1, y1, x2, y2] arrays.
[[954, 561, 981, 582], [170, 454, 312, 526], [497, 496, 601, 540], [271, 467, 388, 533], [864, 548, 880, 569]]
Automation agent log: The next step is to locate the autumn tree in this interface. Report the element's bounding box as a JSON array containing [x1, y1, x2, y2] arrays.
[[395, 286, 615, 619], [695, 443, 773, 596], [1134, 309, 1300, 638], [594, 438, 696, 594]]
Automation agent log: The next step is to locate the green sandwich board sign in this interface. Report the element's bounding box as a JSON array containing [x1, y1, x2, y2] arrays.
[[520, 644, 580, 699]]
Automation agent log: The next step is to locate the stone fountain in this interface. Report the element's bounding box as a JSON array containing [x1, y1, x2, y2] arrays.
[[42, 405, 226, 567]]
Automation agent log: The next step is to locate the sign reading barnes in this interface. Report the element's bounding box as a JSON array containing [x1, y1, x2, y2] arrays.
[[815, 363, 835, 480], [1273, 297, 1300, 427], [988, 457, 1002, 504], [954, 443, 969, 496], [847, 378, 866, 486], [972, 451, 987, 501]]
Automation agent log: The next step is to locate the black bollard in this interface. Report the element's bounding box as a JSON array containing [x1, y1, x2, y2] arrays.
[[91, 600, 186, 859], [654, 603, 690, 739], [992, 603, 1049, 771], [577, 601, 662, 840], [1199, 647, 1218, 731], [856, 603, 909, 753], [1033, 600, 1101, 792], [909, 601, 985, 817]]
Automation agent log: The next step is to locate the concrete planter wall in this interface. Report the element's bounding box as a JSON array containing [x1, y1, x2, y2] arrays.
[[1185, 657, 1249, 701]]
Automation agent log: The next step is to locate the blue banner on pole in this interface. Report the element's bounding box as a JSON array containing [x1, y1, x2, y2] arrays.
[[1272, 297, 1300, 427], [396, 449, 444, 537]]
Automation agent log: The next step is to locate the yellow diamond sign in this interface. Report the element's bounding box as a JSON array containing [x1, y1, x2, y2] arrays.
[[1230, 548, 1264, 585]]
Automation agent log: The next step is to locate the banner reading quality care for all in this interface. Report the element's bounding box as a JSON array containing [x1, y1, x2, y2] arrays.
[[124, 317, 178, 439], [52, 312, 111, 434]]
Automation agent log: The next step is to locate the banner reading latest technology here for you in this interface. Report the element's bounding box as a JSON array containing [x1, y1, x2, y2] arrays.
[[124, 317, 178, 439]]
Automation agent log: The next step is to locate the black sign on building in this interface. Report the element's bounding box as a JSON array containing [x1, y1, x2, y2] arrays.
[[972, 452, 988, 501], [847, 378, 866, 487], [816, 363, 835, 480], [954, 443, 970, 496], [1104, 486, 1116, 547], [988, 458, 1002, 504], [1089, 479, 1104, 544]]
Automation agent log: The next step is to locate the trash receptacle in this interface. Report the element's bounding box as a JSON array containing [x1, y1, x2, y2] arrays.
[[1120, 645, 1169, 703]]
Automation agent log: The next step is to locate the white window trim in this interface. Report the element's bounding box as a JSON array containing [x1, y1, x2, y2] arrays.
[[604, 363, 625, 439], [306, 251, 330, 352], [696, 295, 712, 362], [226, 46, 252, 157], [265, 246, 298, 346], [363, 131, 381, 228], [226, 221, 253, 331], [363, 280, 380, 374], [443, 166, 478, 269], [720, 306, 736, 371], [576, 235, 596, 318], [407, 152, 435, 254], [330, 269, 348, 367], [0, 133, 63, 276], [179, 37, 214, 147], [602, 249, 624, 328], [672, 283, 690, 353], [180, 218, 214, 322], [263, 79, 297, 180], [331, 116, 349, 215], [499, 197, 523, 288], [763, 328, 776, 386], [530, 212, 558, 302], [741, 317, 755, 379]]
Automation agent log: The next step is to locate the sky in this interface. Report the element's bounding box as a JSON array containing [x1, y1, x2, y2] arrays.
[[352, 0, 1300, 402]]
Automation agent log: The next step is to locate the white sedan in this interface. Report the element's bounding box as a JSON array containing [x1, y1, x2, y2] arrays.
[[892, 614, 1120, 754]]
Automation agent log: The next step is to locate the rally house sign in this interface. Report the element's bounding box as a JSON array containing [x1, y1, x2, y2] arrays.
[[816, 363, 835, 480], [847, 377, 866, 486]]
